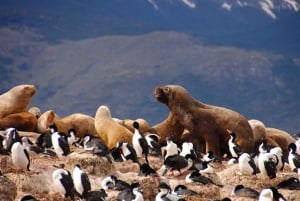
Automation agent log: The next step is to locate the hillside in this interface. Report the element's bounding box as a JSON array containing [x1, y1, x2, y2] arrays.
[[0, 28, 299, 133]]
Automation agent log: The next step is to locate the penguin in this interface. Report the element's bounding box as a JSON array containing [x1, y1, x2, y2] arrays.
[[277, 177, 300, 190], [231, 184, 259, 198], [162, 154, 193, 176], [173, 184, 198, 196], [227, 130, 242, 158], [155, 182, 181, 201], [73, 164, 91, 198], [19, 195, 40, 201], [163, 137, 179, 159], [238, 152, 259, 175], [185, 170, 223, 187], [258, 152, 278, 179], [116, 182, 144, 201], [145, 132, 161, 157], [84, 188, 108, 201], [11, 135, 30, 171], [138, 162, 158, 177], [51, 128, 70, 159], [83, 135, 112, 163], [5, 127, 22, 152], [288, 143, 300, 172], [132, 121, 149, 164], [52, 168, 74, 199], [116, 141, 139, 164], [259, 187, 286, 201]]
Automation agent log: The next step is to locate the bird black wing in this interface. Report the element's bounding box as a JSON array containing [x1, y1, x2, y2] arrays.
[[61, 171, 74, 199], [293, 153, 300, 169], [81, 172, 91, 195], [23, 148, 30, 171], [264, 159, 277, 179], [58, 135, 70, 156], [248, 158, 259, 174]]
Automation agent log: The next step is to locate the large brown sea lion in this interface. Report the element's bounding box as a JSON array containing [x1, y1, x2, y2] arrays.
[[0, 112, 37, 132], [153, 85, 254, 156], [0, 85, 36, 118], [36, 110, 97, 138], [118, 118, 150, 134], [94, 105, 133, 149]]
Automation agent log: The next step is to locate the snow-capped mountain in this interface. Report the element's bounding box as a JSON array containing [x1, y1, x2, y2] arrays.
[[148, 0, 300, 19]]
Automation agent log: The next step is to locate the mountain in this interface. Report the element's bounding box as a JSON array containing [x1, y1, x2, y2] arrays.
[[0, 0, 299, 53], [0, 1, 299, 134]]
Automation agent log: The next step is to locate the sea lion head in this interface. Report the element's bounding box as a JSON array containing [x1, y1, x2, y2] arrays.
[[95, 105, 112, 120], [154, 86, 172, 104], [14, 84, 36, 98]]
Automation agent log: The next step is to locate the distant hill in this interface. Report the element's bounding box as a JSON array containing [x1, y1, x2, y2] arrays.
[[0, 28, 299, 133]]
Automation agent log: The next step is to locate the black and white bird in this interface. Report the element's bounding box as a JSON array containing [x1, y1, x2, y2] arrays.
[[11, 133, 30, 171], [173, 184, 198, 196], [101, 175, 130, 191], [185, 170, 223, 187], [5, 127, 22, 152], [84, 188, 108, 201], [101, 175, 117, 190], [231, 184, 259, 199], [138, 162, 158, 177], [155, 182, 181, 201], [132, 121, 149, 164], [202, 151, 221, 163], [145, 132, 161, 157], [22, 137, 44, 155], [179, 142, 198, 161], [288, 143, 300, 172], [67, 128, 77, 145], [227, 130, 242, 159], [238, 153, 259, 175], [73, 164, 91, 198], [277, 177, 300, 190], [51, 127, 70, 159], [162, 154, 193, 176], [163, 137, 179, 159], [116, 141, 139, 164], [36, 133, 52, 148], [116, 182, 144, 201], [193, 160, 215, 174], [83, 135, 112, 163], [19, 195, 40, 201], [269, 146, 284, 171], [52, 168, 74, 199], [258, 152, 278, 179], [259, 187, 286, 201], [259, 138, 276, 154]]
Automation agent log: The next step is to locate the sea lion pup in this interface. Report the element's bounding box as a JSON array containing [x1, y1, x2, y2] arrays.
[[28, 107, 42, 119], [0, 112, 37, 132], [154, 85, 254, 157], [36, 110, 97, 138], [0, 84, 36, 118], [94, 105, 133, 149], [118, 118, 150, 133]]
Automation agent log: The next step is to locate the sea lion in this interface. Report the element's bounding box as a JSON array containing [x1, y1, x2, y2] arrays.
[[149, 112, 185, 145], [28, 107, 42, 119], [94, 105, 133, 149], [0, 84, 36, 118], [154, 85, 254, 157], [36, 110, 97, 138], [118, 118, 150, 134], [0, 112, 37, 132]]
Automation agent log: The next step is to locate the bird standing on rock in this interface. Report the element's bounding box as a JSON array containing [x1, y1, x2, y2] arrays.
[[238, 152, 259, 175], [73, 164, 91, 198], [51, 125, 70, 159], [227, 130, 242, 159], [132, 121, 149, 164], [288, 143, 300, 172], [52, 168, 74, 199]]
